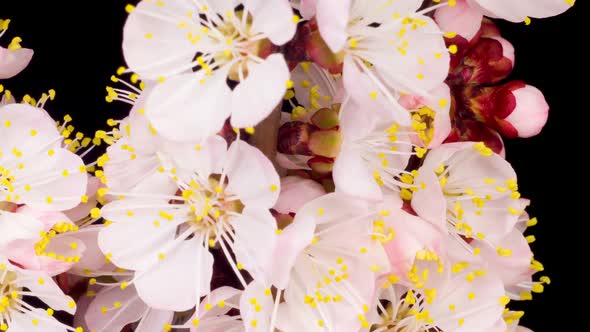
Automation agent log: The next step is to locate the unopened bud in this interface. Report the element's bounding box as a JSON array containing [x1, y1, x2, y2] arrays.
[[494, 83, 549, 138]]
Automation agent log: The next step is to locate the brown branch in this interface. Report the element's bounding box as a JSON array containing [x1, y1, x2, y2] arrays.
[[250, 105, 286, 176]]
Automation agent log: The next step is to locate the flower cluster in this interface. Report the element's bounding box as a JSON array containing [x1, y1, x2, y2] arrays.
[[0, 0, 574, 331]]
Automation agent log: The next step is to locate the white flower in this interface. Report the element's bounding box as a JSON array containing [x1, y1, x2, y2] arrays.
[[0, 260, 78, 332], [303, 0, 450, 123], [0, 104, 87, 211], [411, 142, 538, 293], [98, 139, 280, 311], [270, 193, 390, 332], [123, 0, 297, 141], [370, 261, 507, 332]]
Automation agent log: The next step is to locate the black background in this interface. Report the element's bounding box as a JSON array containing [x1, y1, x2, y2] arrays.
[[3, 1, 584, 330]]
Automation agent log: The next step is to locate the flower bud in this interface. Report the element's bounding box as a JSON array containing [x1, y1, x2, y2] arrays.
[[450, 37, 514, 85], [494, 83, 549, 138], [308, 129, 342, 158], [278, 121, 315, 156]]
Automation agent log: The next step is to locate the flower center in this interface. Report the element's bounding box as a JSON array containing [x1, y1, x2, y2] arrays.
[[353, 124, 417, 190], [0, 271, 21, 317], [196, 11, 273, 82], [373, 295, 433, 332], [180, 175, 243, 236]]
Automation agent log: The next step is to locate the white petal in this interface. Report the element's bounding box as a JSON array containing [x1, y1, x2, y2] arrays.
[[198, 286, 242, 319], [98, 203, 179, 270], [0, 47, 33, 79], [17, 272, 76, 314], [230, 54, 290, 128], [0, 212, 43, 248], [134, 237, 212, 311], [231, 207, 277, 285], [291, 62, 340, 110], [333, 148, 383, 201], [7, 310, 66, 332], [316, 0, 351, 52], [240, 281, 274, 332], [135, 309, 174, 332], [225, 141, 280, 208], [146, 71, 232, 142], [85, 285, 148, 332], [123, 0, 198, 78], [273, 176, 326, 214], [245, 0, 296, 46], [162, 135, 227, 179], [471, 0, 573, 21]]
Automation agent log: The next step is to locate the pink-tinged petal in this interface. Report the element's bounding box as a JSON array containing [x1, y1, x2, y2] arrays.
[[269, 210, 316, 289], [146, 70, 232, 142], [428, 264, 506, 332], [85, 285, 148, 332], [299, 0, 318, 18], [12, 149, 87, 212], [273, 176, 326, 214], [231, 207, 278, 284], [291, 62, 341, 111], [98, 205, 179, 270], [423, 142, 516, 189], [230, 54, 290, 128], [316, 0, 351, 52], [435, 0, 483, 41], [135, 309, 174, 332], [17, 272, 76, 314], [490, 36, 515, 66], [0, 104, 59, 152], [38, 234, 86, 274], [135, 238, 212, 311], [64, 175, 102, 221], [485, 318, 509, 332], [225, 140, 280, 208], [342, 58, 411, 126], [382, 208, 444, 279], [246, 0, 296, 46], [0, 212, 43, 247], [501, 85, 549, 138], [407, 83, 452, 148], [338, 98, 377, 143], [295, 192, 369, 226], [411, 170, 447, 230], [278, 281, 365, 332], [240, 281, 274, 332], [477, 229, 533, 287], [333, 148, 383, 201], [470, 0, 574, 22], [198, 287, 242, 318], [0, 47, 33, 79], [123, 0, 197, 78], [69, 226, 108, 274], [367, 15, 449, 95], [7, 310, 66, 332], [457, 196, 521, 242], [162, 135, 227, 179]]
